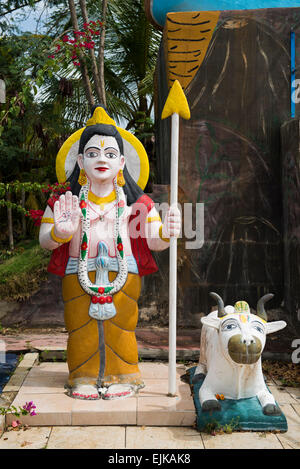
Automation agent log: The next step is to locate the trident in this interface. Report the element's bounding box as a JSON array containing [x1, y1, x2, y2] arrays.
[[161, 80, 191, 396]]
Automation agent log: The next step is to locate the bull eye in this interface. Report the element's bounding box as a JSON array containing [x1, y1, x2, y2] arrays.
[[251, 321, 265, 334], [225, 324, 236, 331], [222, 321, 238, 331]]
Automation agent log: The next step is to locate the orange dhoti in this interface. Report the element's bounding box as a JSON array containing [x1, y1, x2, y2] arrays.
[[62, 271, 143, 388]]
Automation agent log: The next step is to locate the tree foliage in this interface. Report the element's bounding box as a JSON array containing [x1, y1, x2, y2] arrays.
[[0, 0, 162, 248], [42, 0, 162, 134]]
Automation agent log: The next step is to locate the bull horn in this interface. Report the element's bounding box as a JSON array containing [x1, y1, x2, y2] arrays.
[[209, 292, 225, 318], [256, 293, 274, 322]]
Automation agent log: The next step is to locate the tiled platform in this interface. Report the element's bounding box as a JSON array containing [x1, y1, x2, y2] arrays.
[[1, 354, 300, 448], [5, 362, 196, 427]]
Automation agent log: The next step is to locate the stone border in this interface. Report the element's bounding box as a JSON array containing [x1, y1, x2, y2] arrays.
[[36, 347, 290, 363], [37, 347, 200, 362], [0, 352, 39, 437]]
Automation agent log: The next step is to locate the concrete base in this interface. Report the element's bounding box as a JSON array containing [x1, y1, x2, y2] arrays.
[[5, 362, 196, 427], [2, 355, 300, 448]]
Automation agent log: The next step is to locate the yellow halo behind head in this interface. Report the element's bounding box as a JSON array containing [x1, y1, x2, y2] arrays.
[[55, 106, 150, 190]]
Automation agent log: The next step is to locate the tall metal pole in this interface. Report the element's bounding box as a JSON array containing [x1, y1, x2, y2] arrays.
[[161, 80, 190, 396], [168, 112, 179, 396]]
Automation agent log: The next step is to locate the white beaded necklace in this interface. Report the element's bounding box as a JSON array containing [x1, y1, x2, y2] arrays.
[[77, 178, 128, 298]]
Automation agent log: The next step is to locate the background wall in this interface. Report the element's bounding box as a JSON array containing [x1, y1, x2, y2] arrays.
[[154, 7, 300, 322]]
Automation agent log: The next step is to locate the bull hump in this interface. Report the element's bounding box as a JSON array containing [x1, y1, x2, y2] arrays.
[[165, 11, 220, 92]]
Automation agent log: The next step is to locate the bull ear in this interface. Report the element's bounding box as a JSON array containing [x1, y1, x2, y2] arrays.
[[201, 316, 220, 330], [266, 320, 287, 334]]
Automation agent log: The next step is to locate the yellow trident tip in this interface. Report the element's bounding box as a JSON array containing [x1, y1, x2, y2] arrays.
[[161, 80, 191, 121]]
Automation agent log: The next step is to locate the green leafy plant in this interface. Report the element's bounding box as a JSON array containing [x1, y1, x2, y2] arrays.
[[202, 419, 220, 435], [0, 181, 70, 218], [0, 247, 24, 261], [0, 240, 51, 301], [202, 417, 240, 435], [0, 401, 36, 418], [0, 400, 37, 429]]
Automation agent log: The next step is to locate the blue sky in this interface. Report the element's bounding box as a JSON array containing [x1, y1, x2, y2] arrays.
[[6, 1, 52, 34]]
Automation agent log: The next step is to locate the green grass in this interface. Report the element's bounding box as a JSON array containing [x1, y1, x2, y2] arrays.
[[0, 240, 51, 301]]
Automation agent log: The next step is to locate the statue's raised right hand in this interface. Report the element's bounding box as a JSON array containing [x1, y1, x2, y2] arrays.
[[53, 191, 81, 240]]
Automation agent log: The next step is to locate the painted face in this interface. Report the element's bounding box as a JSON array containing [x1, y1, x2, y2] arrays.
[[78, 135, 125, 184], [219, 313, 266, 365], [202, 301, 286, 365]]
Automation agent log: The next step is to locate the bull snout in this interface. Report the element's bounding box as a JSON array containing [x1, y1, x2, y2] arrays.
[[241, 337, 255, 346], [228, 334, 262, 364]]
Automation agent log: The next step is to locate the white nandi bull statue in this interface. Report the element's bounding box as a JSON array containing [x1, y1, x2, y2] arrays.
[[193, 292, 286, 415]]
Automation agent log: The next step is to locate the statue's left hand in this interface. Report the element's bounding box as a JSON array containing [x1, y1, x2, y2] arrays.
[[53, 191, 81, 239], [162, 205, 181, 239]]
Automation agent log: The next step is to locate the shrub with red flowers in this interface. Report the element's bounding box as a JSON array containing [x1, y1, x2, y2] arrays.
[[27, 210, 44, 227], [41, 182, 71, 196], [0, 180, 71, 228], [26, 181, 71, 226], [47, 20, 103, 69]]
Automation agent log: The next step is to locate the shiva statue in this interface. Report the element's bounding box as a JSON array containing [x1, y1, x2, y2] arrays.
[[39, 105, 181, 400]]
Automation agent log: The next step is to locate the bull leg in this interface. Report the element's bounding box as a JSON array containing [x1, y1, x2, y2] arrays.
[[192, 327, 208, 383], [192, 363, 207, 383], [257, 389, 282, 416], [199, 385, 221, 412]]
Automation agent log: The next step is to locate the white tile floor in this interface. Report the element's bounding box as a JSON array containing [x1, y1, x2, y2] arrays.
[[1, 354, 300, 449], [4, 361, 195, 427]]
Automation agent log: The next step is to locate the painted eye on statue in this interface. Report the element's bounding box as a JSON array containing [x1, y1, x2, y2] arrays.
[[222, 320, 238, 332], [86, 151, 99, 158], [251, 322, 265, 334], [105, 152, 118, 159]]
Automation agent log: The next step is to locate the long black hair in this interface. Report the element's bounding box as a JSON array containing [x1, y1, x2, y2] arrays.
[[68, 108, 144, 206]]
